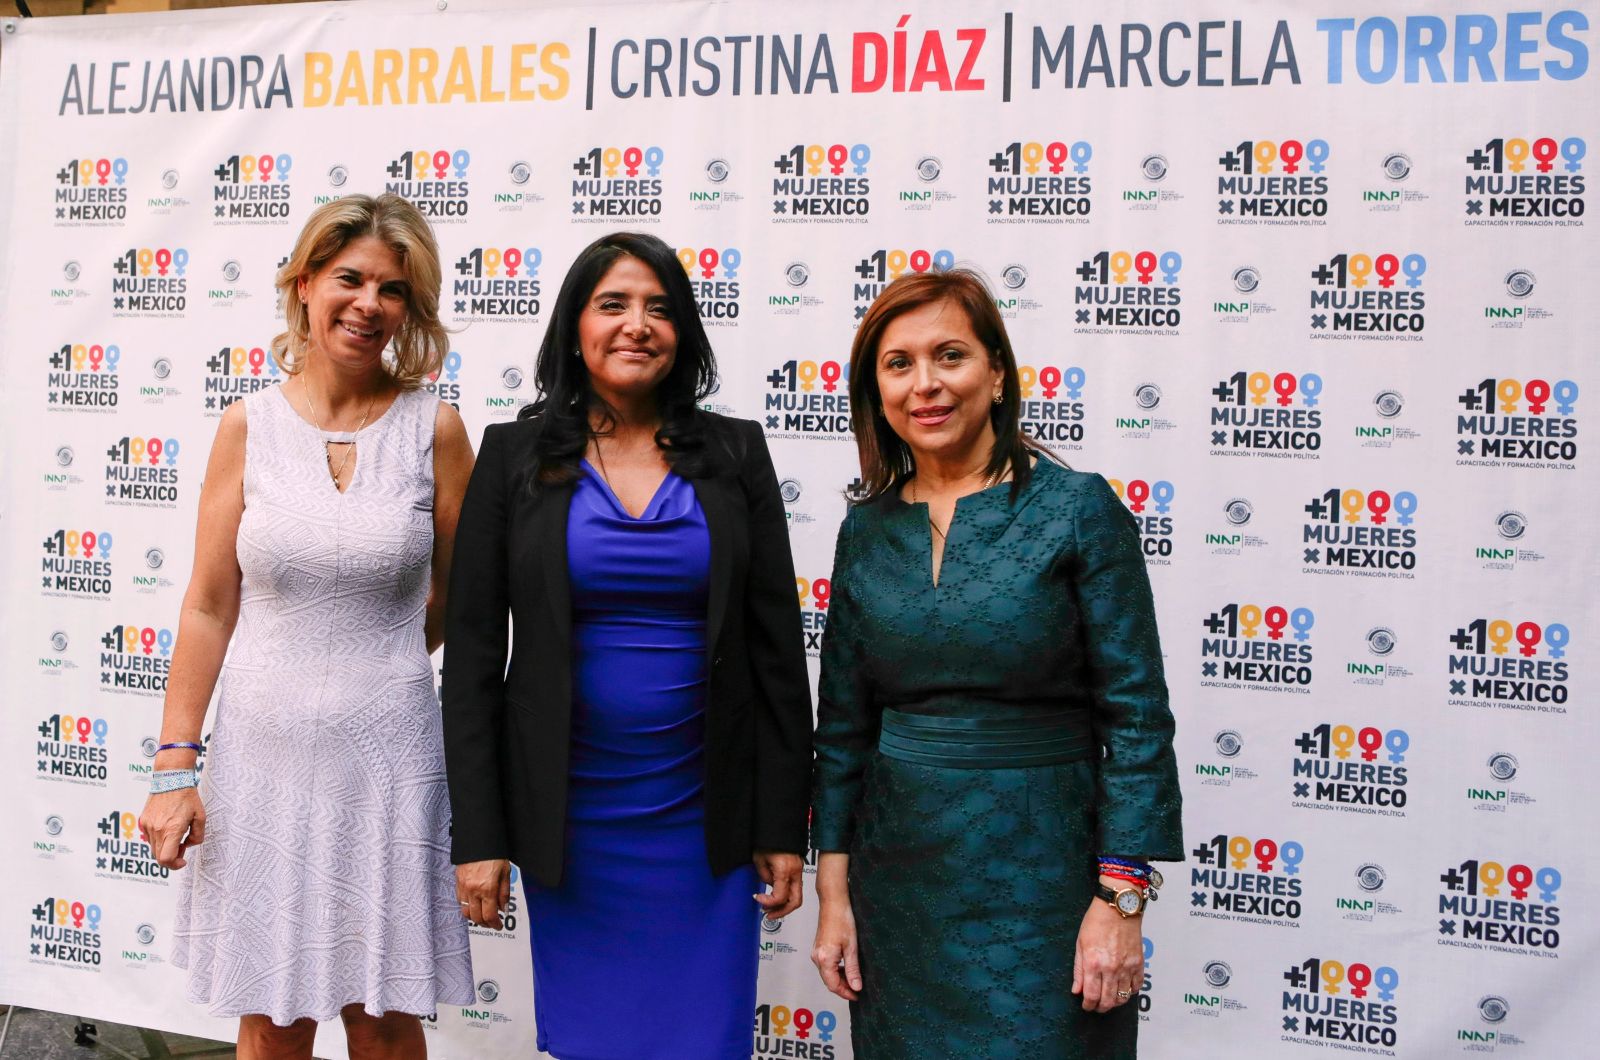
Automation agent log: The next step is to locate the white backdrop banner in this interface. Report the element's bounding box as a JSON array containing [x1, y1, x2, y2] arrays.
[[1, 0, 1595, 1055]]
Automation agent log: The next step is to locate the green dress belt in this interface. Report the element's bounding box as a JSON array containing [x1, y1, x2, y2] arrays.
[[877, 708, 1097, 769]]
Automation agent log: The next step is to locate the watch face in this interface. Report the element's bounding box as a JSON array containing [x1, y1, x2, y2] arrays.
[[1116, 889, 1144, 915]]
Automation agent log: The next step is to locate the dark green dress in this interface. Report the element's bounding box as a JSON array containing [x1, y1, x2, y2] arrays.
[[810, 460, 1183, 1059]]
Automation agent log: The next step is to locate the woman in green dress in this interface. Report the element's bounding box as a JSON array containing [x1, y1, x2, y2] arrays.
[[809, 269, 1183, 1058]]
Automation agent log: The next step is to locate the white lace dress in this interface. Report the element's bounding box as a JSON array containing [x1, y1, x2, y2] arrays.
[[173, 385, 473, 1025]]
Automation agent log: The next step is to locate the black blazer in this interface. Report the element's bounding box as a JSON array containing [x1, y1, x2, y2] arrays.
[[441, 412, 814, 888]]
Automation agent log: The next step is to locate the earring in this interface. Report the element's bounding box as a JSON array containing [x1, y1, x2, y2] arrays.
[[992, 393, 1003, 405], [573, 347, 582, 358]]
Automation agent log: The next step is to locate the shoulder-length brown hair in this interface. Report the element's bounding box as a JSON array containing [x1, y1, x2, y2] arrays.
[[271, 193, 448, 389], [847, 268, 1039, 503]]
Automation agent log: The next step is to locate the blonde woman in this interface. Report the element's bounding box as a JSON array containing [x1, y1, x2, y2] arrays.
[[139, 193, 476, 1059]]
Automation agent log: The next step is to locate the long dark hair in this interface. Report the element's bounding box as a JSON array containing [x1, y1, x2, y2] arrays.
[[847, 268, 1045, 503], [519, 232, 720, 484]]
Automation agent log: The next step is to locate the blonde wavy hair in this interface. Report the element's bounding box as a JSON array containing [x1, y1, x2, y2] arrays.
[[271, 193, 447, 388]]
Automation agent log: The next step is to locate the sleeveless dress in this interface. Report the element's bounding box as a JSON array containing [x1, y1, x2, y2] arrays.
[[172, 385, 473, 1025], [525, 463, 760, 1059], [811, 462, 1184, 1059]]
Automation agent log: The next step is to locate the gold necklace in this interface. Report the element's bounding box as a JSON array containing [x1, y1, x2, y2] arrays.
[[300, 378, 376, 488], [913, 464, 1006, 542]]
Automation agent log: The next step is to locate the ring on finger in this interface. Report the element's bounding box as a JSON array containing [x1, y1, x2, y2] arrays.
[[1115, 989, 1133, 1000]]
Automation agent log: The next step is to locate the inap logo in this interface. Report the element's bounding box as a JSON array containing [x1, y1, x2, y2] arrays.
[[1445, 616, 1569, 715], [47, 341, 121, 412], [1183, 957, 1247, 1017], [851, 246, 953, 320], [489, 159, 542, 212], [1115, 381, 1176, 439], [1464, 134, 1585, 225], [211, 151, 293, 222], [1455, 995, 1522, 1049], [38, 628, 78, 678], [1309, 250, 1427, 339], [766, 260, 824, 317], [55, 156, 130, 224], [1344, 625, 1415, 687], [451, 245, 542, 321], [1335, 863, 1402, 924], [36, 712, 111, 785], [41, 528, 114, 599], [111, 246, 189, 316], [122, 922, 165, 967], [1122, 153, 1184, 213], [1360, 150, 1428, 213], [1300, 486, 1419, 578], [1071, 248, 1181, 334], [1204, 497, 1268, 557], [424, 351, 464, 409], [985, 138, 1092, 222], [104, 434, 182, 509], [483, 359, 534, 419], [1455, 376, 1578, 470], [1473, 508, 1547, 572], [99, 622, 174, 697], [1216, 137, 1330, 223], [132, 543, 176, 595], [678, 246, 741, 324], [771, 140, 871, 221], [385, 148, 472, 221], [761, 355, 852, 441], [205, 344, 281, 413], [753, 1002, 841, 1053], [795, 576, 831, 658], [897, 154, 956, 212], [44, 442, 84, 491], [1106, 477, 1175, 564], [1438, 856, 1562, 956], [1481, 267, 1556, 330], [1188, 833, 1305, 927], [29, 896, 105, 969], [459, 977, 513, 1024], [95, 809, 168, 883], [1280, 955, 1401, 1051], [1208, 370, 1322, 457], [688, 157, 740, 212], [1290, 723, 1410, 817], [1194, 729, 1258, 789], [1354, 388, 1419, 449], [146, 166, 192, 214], [1213, 264, 1277, 322], [35, 813, 73, 859], [1199, 602, 1315, 693], [1467, 751, 1537, 814], [572, 143, 662, 221]]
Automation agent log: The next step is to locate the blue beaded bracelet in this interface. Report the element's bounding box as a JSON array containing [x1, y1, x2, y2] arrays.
[[150, 769, 197, 794]]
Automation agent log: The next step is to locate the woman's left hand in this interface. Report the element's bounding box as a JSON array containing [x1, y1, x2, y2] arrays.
[[1071, 888, 1144, 1012], [752, 850, 804, 918]]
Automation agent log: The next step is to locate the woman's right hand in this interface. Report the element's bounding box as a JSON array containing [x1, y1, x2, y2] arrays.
[[140, 789, 205, 870], [811, 852, 862, 1001], [456, 859, 512, 930]]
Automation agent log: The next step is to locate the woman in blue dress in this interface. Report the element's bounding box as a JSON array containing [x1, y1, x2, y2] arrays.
[[442, 232, 813, 1058]]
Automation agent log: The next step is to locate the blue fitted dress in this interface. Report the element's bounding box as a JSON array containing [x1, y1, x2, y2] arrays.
[[526, 463, 760, 1059]]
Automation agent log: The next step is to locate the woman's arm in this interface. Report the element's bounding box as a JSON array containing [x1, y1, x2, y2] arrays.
[[1072, 473, 1183, 859], [809, 508, 874, 997], [737, 420, 814, 858], [441, 424, 514, 866], [808, 507, 875, 854], [425, 402, 476, 654], [138, 402, 247, 868]]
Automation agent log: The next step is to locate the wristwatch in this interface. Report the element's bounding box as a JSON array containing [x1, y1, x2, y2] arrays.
[[1096, 883, 1148, 918]]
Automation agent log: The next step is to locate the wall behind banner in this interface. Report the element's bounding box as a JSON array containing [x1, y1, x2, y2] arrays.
[[1, 0, 1595, 1055]]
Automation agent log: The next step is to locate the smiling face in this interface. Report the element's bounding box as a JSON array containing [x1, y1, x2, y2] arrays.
[[577, 254, 679, 408], [296, 235, 409, 373], [874, 297, 1004, 471]]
